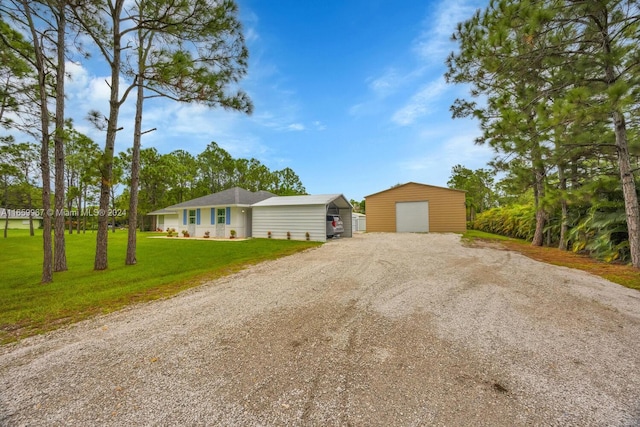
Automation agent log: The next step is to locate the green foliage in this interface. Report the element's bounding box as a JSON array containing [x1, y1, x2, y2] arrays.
[[123, 141, 306, 216], [350, 199, 365, 213], [140, 0, 253, 113], [567, 202, 630, 263], [446, 0, 640, 266], [447, 164, 496, 220], [0, 17, 35, 129], [471, 204, 536, 241], [0, 229, 320, 344]]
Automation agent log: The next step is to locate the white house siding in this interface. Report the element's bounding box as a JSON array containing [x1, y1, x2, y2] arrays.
[[158, 214, 179, 232], [253, 205, 327, 242], [176, 206, 250, 238]]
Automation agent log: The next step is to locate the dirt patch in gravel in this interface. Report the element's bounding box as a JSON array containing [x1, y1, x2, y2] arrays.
[[1, 233, 640, 426]]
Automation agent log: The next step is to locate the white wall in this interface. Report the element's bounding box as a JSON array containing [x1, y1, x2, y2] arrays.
[[253, 205, 327, 242], [176, 207, 250, 238], [158, 214, 179, 232], [352, 214, 366, 232]]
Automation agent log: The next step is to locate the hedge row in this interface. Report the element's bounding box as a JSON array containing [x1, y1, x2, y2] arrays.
[[470, 204, 536, 241]]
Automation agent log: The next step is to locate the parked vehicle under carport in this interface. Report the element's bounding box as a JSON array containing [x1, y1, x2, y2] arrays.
[[326, 214, 344, 238]]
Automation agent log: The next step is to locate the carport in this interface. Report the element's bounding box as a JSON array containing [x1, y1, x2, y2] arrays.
[[251, 194, 353, 242]]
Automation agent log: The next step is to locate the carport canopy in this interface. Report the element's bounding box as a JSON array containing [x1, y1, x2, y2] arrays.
[[251, 194, 353, 241]]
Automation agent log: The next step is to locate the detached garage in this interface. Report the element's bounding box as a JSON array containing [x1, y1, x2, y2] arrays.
[[252, 194, 353, 242], [365, 182, 466, 233]]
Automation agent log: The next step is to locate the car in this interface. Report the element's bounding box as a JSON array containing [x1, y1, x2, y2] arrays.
[[326, 214, 344, 238]]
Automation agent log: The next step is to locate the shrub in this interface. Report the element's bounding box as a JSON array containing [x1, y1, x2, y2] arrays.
[[471, 204, 536, 240]]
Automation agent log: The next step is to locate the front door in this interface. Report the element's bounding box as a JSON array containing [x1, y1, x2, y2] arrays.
[[215, 208, 226, 237], [188, 209, 196, 236]]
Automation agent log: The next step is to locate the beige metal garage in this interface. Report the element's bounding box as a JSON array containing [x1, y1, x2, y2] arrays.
[[365, 182, 466, 233]]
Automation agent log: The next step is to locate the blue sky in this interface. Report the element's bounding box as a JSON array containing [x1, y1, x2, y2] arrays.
[[64, 0, 492, 202]]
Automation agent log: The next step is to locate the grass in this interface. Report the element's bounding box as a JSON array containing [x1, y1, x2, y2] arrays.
[[0, 230, 320, 345], [463, 229, 640, 290]]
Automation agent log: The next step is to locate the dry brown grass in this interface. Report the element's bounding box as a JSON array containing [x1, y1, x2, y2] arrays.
[[464, 232, 640, 290]]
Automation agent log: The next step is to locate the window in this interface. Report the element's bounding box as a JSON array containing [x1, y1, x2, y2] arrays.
[[217, 208, 226, 224], [189, 209, 196, 225]]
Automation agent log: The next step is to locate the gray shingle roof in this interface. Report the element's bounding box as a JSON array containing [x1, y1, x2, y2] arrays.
[[165, 187, 275, 209]]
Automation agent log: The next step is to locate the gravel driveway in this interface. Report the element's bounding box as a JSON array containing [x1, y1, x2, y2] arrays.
[[2, 233, 640, 426]]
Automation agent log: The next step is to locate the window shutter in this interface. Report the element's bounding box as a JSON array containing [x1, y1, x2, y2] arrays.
[[183, 209, 187, 225], [211, 208, 215, 225], [226, 207, 231, 225], [196, 208, 201, 225]]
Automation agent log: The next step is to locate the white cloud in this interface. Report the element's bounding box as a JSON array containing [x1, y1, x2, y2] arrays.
[[313, 121, 326, 131], [244, 27, 260, 44], [412, 0, 482, 59], [367, 68, 402, 98], [352, 0, 483, 125], [64, 62, 90, 94], [391, 78, 447, 126], [286, 123, 305, 131], [395, 124, 493, 186]]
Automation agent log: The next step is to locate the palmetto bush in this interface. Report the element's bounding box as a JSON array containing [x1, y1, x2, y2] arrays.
[[567, 205, 629, 263], [471, 204, 536, 241]]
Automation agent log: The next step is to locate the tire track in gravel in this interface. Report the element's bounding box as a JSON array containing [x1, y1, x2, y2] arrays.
[[2, 233, 640, 426]]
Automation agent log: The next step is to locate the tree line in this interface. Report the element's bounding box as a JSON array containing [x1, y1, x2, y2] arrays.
[[446, 0, 640, 268], [0, 0, 260, 282], [116, 141, 306, 231], [2, 137, 305, 234]]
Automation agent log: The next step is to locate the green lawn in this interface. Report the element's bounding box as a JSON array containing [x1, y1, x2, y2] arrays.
[[0, 230, 320, 344]]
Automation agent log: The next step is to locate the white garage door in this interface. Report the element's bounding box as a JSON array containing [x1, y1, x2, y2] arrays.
[[396, 201, 429, 232]]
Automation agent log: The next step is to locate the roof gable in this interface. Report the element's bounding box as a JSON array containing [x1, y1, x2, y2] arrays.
[[165, 187, 275, 209], [364, 182, 466, 198]]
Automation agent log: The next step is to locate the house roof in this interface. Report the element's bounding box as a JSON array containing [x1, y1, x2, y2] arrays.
[[0, 208, 43, 219], [147, 208, 179, 216], [164, 187, 275, 209], [364, 181, 466, 198], [252, 194, 352, 209]]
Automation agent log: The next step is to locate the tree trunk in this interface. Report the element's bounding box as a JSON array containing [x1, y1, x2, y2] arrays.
[[612, 111, 640, 268], [599, 10, 640, 268], [2, 181, 7, 238], [53, 1, 67, 272], [126, 53, 145, 265], [532, 168, 546, 247], [22, 0, 53, 282], [82, 186, 87, 233], [67, 197, 73, 234], [110, 184, 117, 233], [76, 185, 81, 234], [28, 188, 34, 236], [558, 163, 568, 251], [94, 2, 124, 270], [125, 32, 145, 265]]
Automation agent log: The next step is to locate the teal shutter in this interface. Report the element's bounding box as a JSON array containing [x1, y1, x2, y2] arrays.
[[226, 207, 231, 225], [211, 208, 215, 225], [183, 209, 187, 225], [196, 208, 201, 225]]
